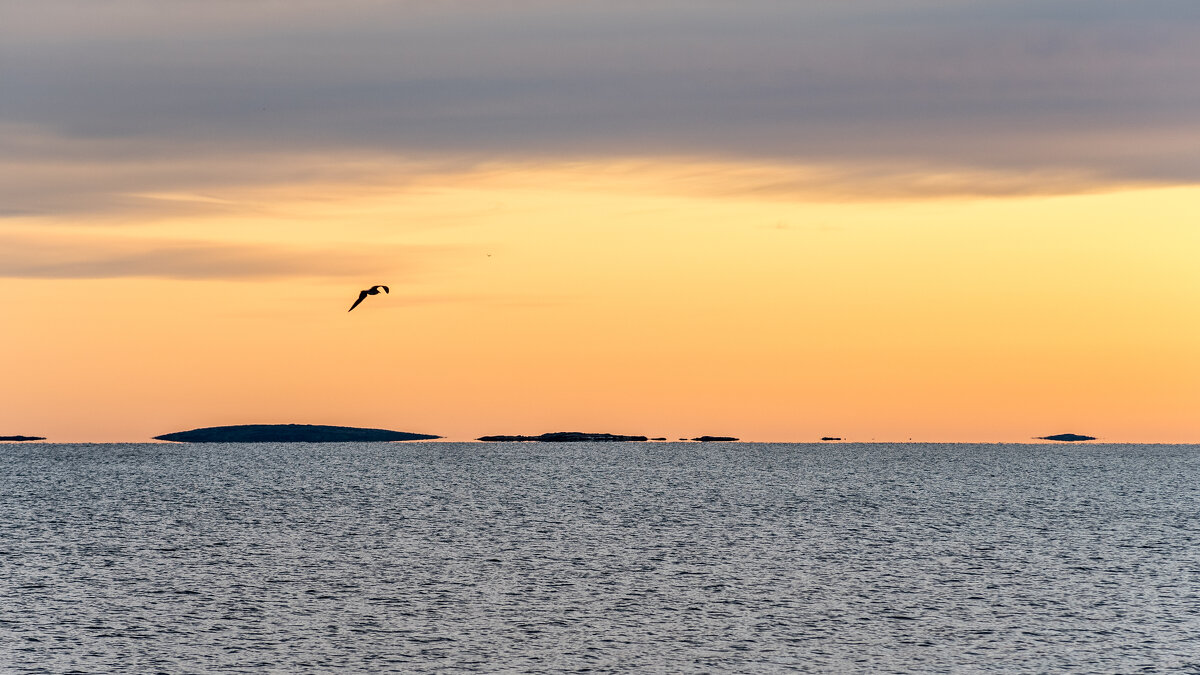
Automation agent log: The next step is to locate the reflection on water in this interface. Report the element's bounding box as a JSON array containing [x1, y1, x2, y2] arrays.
[[2, 442, 1198, 673]]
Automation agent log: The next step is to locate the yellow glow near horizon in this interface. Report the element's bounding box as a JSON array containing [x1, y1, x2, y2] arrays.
[[3, 160, 1198, 442]]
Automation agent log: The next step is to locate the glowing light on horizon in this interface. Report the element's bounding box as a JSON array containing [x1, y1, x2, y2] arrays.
[[3, 160, 1197, 442]]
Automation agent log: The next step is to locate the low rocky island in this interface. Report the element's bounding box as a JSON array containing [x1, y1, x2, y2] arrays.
[[155, 424, 441, 443], [692, 436, 739, 442], [821, 437, 843, 441], [477, 432, 649, 442], [1, 435, 45, 442], [1037, 433, 1097, 442]]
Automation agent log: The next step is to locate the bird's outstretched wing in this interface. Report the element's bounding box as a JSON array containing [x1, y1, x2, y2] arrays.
[[348, 290, 369, 312]]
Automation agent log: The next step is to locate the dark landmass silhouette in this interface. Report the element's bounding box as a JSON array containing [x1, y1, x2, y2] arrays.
[[692, 436, 739, 442], [650, 437, 667, 441], [1038, 433, 1097, 442], [156, 424, 440, 443], [477, 432, 649, 442], [1, 435, 45, 442], [821, 437, 843, 441]]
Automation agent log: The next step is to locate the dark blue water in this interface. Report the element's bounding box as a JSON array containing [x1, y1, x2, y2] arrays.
[[2, 443, 1198, 673]]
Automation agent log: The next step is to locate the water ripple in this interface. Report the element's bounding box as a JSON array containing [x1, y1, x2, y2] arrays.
[[1, 442, 1198, 672]]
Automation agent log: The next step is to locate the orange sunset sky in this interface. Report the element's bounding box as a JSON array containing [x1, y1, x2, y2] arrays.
[[3, 1, 1198, 442]]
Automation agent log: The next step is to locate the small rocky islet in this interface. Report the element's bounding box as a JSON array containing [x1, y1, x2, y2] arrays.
[[476, 432, 740, 442], [1, 435, 46, 442], [1037, 433, 1097, 442], [477, 432, 649, 442]]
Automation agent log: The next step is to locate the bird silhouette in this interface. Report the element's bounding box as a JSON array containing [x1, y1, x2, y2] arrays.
[[348, 285, 389, 312]]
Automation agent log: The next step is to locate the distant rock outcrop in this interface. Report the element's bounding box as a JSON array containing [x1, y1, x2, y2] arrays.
[[821, 437, 843, 441], [692, 436, 739, 442], [1037, 433, 1096, 442], [477, 432, 649, 442], [0, 435, 45, 442], [155, 424, 440, 443]]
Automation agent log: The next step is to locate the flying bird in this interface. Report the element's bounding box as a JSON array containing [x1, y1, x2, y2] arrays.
[[348, 285, 389, 312]]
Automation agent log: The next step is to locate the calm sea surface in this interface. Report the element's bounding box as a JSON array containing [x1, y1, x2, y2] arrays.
[[2, 442, 1198, 673]]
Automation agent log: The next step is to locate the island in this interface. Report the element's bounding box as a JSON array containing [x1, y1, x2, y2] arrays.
[[155, 424, 441, 443], [692, 436, 739, 442], [477, 432, 649, 442], [821, 437, 843, 441], [1, 435, 45, 442], [1037, 433, 1097, 442]]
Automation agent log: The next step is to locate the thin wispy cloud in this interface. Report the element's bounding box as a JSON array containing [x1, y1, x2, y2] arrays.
[[0, 232, 445, 280]]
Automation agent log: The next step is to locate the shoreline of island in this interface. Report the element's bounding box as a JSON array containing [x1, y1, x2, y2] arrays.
[[475, 432, 742, 442], [8, 426, 1114, 444], [154, 424, 441, 443]]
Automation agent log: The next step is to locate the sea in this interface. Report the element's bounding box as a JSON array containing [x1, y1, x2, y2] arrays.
[[2, 442, 1198, 673]]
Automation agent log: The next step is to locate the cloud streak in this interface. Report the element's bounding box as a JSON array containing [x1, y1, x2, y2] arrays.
[[0, 232, 443, 280]]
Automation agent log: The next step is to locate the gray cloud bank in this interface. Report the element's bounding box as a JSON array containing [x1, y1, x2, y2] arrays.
[[3, 0, 1199, 215]]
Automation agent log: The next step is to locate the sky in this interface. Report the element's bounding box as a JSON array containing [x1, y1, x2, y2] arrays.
[[2, 0, 1198, 442]]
